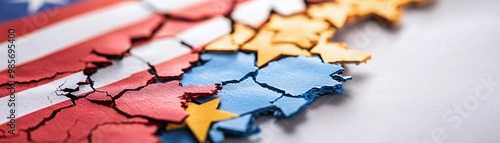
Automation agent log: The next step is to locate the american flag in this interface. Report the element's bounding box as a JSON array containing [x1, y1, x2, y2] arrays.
[[0, 0, 309, 142]]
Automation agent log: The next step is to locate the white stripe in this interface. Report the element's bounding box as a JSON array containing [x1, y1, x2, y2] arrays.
[[232, 0, 305, 28], [1, 72, 85, 124], [232, 0, 272, 28], [143, 0, 201, 13], [271, 0, 306, 16], [73, 38, 190, 95], [129, 38, 189, 65], [0, 38, 190, 125], [0, 1, 153, 71], [176, 16, 231, 47]]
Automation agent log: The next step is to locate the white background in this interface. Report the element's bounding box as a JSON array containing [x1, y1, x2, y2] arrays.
[[231, 0, 500, 142]]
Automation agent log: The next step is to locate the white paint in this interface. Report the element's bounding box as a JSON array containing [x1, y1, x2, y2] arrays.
[[0, 37, 191, 125], [0, 1, 153, 71], [176, 16, 231, 47]]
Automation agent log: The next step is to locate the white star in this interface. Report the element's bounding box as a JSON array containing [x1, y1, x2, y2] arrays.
[[10, 0, 68, 13]]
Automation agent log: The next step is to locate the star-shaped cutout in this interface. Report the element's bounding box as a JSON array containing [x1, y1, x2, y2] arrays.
[[394, 0, 433, 6], [10, 0, 68, 13], [311, 28, 371, 64], [167, 98, 238, 142], [263, 14, 330, 49], [354, 0, 402, 25], [242, 30, 311, 67], [205, 23, 256, 52], [307, 2, 352, 28]]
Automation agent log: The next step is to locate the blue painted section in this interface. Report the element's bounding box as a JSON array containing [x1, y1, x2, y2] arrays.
[[0, 0, 81, 23]]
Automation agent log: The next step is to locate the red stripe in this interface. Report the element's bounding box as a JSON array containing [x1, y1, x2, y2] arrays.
[[0, 15, 227, 97], [0, 15, 164, 97], [0, 53, 210, 140], [168, 0, 234, 20], [0, 99, 148, 142], [89, 124, 159, 143], [133, 18, 213, 47], [0, 72, 73, 98], [0, 100, 73, 138], [152, 18, 207, 40], [0, 0, 127, 43]]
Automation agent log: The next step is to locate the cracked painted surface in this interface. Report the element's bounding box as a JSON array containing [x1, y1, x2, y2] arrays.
[[0, 0, 432, 142]]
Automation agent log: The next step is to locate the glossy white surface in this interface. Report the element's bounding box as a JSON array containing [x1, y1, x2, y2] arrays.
[[233, 0, 500, 142]]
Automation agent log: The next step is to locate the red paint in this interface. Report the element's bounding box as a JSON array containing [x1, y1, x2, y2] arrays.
[[0, 100, 73, 138], [168, 0, 234, 20], [154, 52, 200, 80], [0, 15, 163, 89], [115, 81, 219, 122], [81, 54, 113, 75], [81, 54, 113, 67], [153, 19, 205, 39], [0, 131, 30, 142], [86, 72, 155, 101], [0, 0, 128, 43], [92, 15, 163, 58], [0, 72, 73, 97], [29, 99, 148, 143], [85, 52, 199, 101], [90, 124, 159, 143]]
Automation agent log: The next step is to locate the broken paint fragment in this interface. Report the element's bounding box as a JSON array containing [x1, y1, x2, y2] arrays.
[[181, 52, 257, 85], [311, 29, 371, 64], [168, 0, 234, 20], [346, 0, 413, 26], [93, 15, 163, 58], [231, 0, 272, 28], [307, 2, 352, 28], [152, 52, 200, 80], [195, 77, 281, 115], [264, 14, 330, 49], [0, 15, 162, 85], [242, 30, 311, 67], [205, 23, 256, 52], [256, 56, 347, 99], [86, 72, 154, 101], [231, 0, 306, 28], [0, 100, 73, 138], [159, 127, 197, 143], [209, 114, 259, 143], [168, 98, 238, 142], [80, 54, 113, 68], [29, 99, 147, 143], [176, 16, 232, 47], [273, 96, 309, 117], [270, 0, 306, 16], [90, 123, 159, 143], [115, 81, 219, 122]]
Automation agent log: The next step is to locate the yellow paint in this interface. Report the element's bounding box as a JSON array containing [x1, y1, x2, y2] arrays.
[[242, 30, 310, 67], [168, 98, 237, 142], [311, 29, 371, 64], [307, 3, 352, 28], [205, 23, 256, 52], [264, 14, 330, 49]]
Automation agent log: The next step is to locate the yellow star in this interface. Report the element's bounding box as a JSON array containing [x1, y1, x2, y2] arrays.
[[307, 2, 352, 28], [204, 35, 237, 52], [311, 28, 371, 64], [242, 30, 311, 67], [394, 0, 433, 6], [349, 0, 405, 25], [231, 24, 256, 45], [205, 23, 256, 52], [166, 98, 237, 142], [263, 14, 330, 49]]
